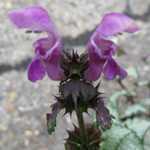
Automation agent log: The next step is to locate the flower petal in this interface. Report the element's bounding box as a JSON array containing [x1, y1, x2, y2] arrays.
[[84, 60, 105, 81], [45, 41, 65, 80], [97, 12, 139, 37], [95, 37, 117, 56], [88, 33, 118, 58], [27, 57, 46, 82], [117, 64, 128, 79], [33, 37, 56, 56], [103, 58, 127, 80], [46, 62, 64, 80], [8, 6, 57, 33]]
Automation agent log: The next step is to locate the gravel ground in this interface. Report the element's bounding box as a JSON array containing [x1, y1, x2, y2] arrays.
[[0, 0, 150, 150]]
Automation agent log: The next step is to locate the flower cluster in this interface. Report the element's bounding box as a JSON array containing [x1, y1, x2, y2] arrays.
[[9, 6, 139, 82]]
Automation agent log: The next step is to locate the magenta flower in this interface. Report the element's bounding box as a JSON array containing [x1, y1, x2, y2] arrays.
[[9, 7, 139, 82], [8, 6, 64, 82], [85, 13, 139, 81]]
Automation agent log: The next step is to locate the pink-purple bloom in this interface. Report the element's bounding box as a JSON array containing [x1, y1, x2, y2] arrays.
[[8, 6, 64, 82], [85, 13, 139, 81], [8, 6, 139, 82]]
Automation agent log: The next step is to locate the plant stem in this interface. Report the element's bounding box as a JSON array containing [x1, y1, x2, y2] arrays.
[[74, 100, 89, 149]]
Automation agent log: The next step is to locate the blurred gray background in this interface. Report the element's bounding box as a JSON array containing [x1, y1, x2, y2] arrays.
[[0, 0, 150, 150]]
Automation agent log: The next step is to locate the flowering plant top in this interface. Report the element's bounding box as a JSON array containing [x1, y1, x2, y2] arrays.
[[8, 6, 139, 150]]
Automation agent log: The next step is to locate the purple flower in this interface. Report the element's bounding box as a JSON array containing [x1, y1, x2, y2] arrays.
[[8, 6, 64, 82], [85, 13, 139, 81]]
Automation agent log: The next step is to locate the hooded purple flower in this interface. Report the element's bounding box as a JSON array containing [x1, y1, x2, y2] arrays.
[[85, 13, 139, 81], [8, 6, 64, 82]]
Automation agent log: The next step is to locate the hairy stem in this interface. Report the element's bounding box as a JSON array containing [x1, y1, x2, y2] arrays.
[[74, 100, 89, 149]]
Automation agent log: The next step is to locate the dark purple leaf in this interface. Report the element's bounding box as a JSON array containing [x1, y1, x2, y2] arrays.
[[96, 99, 112, 130], [46, 102, 60, 134]]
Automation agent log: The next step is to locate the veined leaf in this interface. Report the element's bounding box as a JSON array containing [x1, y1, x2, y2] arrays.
[[101, 124, 130, 150], [117, 132, 143, 150], [100, 123, 144, 150], [126, 67, 139, 79], [125, 119, 150, 139], [143, 126, 150, 150], [108, 90, 127, 119], [124, 104, 147, 117]]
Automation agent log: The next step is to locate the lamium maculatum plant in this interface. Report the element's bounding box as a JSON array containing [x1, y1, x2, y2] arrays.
[[8, 6, 139, 150]]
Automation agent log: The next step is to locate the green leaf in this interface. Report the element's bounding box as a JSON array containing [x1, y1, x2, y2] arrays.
[[117, 132, 143, 150], [127, 67, 139, 79], [108, 90, 127, 119], [100, 123, 144, 150], [101, 124, 130, 150], [124, 104, 147, 117], [138, 80, 150, 87], [139, 98, 150, 111], [137, 80, 150, 90], [122, 99, 150, 119], [47, 118, 56, 134], [143, 126, 150, 150], [125, 119, 150, 139]]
